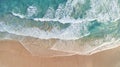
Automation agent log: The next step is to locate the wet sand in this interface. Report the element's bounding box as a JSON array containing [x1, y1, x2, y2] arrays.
[[0, 40, 120, 67]]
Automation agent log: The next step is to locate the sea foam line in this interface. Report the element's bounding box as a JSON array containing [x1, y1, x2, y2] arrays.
[[11, 12, 95, 24], [12, 12, 120, 24], [12, 12, 25, 19]]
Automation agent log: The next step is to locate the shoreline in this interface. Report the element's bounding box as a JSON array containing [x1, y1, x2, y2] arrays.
[[1, 39, 120, 56], [0, 40, 120, 67]]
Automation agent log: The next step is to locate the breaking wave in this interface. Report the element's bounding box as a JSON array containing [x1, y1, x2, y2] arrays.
[[0, 0, 120, 40]]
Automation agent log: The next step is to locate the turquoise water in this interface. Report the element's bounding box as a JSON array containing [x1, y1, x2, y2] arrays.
[[0, 0, 120, 40]]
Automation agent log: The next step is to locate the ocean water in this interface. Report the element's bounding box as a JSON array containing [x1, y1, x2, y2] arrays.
[[0, 0, 120, 55]]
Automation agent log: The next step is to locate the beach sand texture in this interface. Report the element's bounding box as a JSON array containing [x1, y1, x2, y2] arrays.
[[0, 40, 120, 67]]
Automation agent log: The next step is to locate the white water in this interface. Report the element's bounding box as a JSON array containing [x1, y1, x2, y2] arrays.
[[11, 0, 120, 24], [0, 20, 90, 40], [8, 0, 120, 40]]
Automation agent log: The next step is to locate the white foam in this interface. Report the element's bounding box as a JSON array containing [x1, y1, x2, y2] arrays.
[[86, 0, 120, 22], [12, 12, 95, 23], [33, 17, 95, 23], [59, 23, 90, 40], [88, 39, 120, 55], [0, 22, 5, 32], [0, 20, 90, 40], [11, 12, 25, 18], [72, 0, 85, 6], [27, 6, 38, 17], [43, 7, 55, 18], [11, 0, 120, 24], [11, 11, 96, 24]]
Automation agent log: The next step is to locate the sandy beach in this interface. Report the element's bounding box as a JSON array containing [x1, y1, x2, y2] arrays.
[[0, 40, 120, 67]]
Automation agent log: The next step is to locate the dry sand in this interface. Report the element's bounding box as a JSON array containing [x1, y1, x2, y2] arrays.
[[0, 40, 120, 67]]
